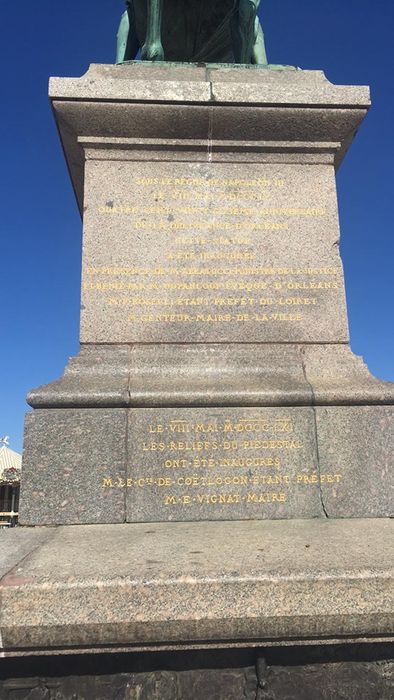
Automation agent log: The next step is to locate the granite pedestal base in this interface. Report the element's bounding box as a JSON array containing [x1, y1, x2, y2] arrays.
[[20, 402, 394, 525], [8, 62, 394, 699], [19, 65, 393, 525], [1, 519, 393, 655], [20, 343, 394, 525], [1, 519, 393, 697]]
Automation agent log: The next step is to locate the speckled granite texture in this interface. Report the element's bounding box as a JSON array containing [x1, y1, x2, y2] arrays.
[[50, 64, 369, 345], [81, 159, 347, 345], [126, 406, 323, 522], [19, 409, 127, 525], [317, 406, 394, 518], [28, 344, 394, 408], [19, 64, 393, 525], [7, 62, 394, 698], [0, 519, 393, 656], [50, 64, 370, 214], [19, 402, 394, 524]]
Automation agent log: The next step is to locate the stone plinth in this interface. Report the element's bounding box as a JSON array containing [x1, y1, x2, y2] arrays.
[[1, 519, 393, 656], [6, 63, 394, 697], [19, 64, 394, 526], [51, 64, 368, 346]]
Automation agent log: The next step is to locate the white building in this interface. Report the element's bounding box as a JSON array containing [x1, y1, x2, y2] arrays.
[[0, 438, 21, 527]]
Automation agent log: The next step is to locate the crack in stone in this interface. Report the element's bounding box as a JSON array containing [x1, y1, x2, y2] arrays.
[[123, 408, 130, 524], [0, 528, 58, 589], [208, 67, 215, 102], [207, 105, 214, 162], [207, 70, 215, 161], [300, 347, 329, 519], [125, 348, 134, 523], [0, 527, 59, 656]]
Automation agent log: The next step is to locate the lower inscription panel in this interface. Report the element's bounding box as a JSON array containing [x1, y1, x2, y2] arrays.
[[118, 408, 330, 522]]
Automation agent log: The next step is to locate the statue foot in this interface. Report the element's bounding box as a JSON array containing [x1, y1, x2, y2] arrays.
[[141, 42, 165, 61]]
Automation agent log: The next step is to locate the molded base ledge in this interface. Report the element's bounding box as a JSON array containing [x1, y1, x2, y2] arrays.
[[27, 344, 394, 408], [0, 519, 393, 657]]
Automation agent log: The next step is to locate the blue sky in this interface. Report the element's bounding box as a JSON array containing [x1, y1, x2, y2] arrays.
[[1, 0, 393, 452]]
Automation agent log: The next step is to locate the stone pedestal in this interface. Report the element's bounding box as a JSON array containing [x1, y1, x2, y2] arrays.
[[5, 62, 394, 698], [0, 519, 393, 698], [19, 64, 394, 526]]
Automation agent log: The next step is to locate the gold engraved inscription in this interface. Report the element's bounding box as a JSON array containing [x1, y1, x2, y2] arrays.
[[102, 413, 344, 516], [85, 168, 341, 332]]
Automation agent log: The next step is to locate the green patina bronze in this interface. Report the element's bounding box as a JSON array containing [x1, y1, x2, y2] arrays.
[[116, 0, 268, 65]]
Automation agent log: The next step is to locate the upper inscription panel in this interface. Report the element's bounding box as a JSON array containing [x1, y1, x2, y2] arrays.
[[81, 161, 348, 343]]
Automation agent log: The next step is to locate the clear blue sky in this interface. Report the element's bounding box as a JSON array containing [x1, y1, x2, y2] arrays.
[[1, 1, 393, 452]]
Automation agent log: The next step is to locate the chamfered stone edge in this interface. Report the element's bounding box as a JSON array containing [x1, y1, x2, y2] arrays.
[[0, 519, 393, 654]]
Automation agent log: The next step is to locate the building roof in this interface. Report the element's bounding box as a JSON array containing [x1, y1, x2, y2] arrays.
[[0, 446, 22, 483]]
